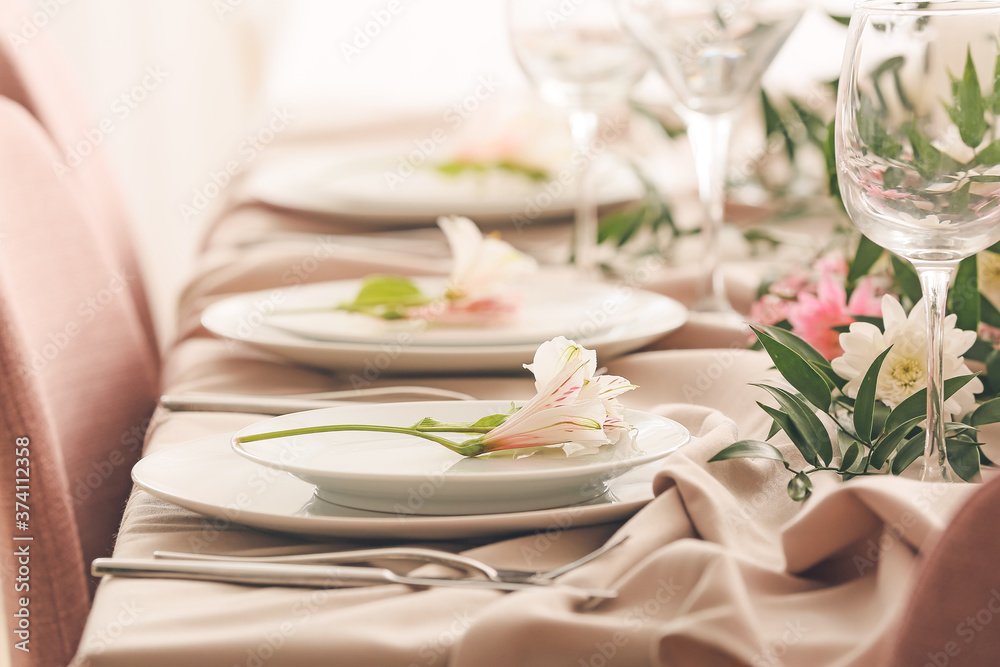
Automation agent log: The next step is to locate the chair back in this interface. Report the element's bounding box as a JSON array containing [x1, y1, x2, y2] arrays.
[[0, 98, 158, 667], [886, 474, 1000, 665]]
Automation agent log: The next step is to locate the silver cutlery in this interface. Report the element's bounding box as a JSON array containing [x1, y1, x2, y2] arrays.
[[154, 534, 628, 584], [91, 558, 618, 598], [160, 386, 476, 415]]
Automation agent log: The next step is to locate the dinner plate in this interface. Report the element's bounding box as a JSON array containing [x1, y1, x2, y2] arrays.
[[232, 401, 689, 515], [251, 278, 657, 347], [200, 282, 688, 373], [132, 433, 669, 540], [243, 151, 642, 226]]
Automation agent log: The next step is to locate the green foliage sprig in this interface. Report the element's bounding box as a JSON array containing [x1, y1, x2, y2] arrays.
[[710, 325, 1000, 501]]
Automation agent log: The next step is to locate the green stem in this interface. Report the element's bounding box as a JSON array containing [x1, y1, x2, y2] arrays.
[[234, 424, 485, 457]]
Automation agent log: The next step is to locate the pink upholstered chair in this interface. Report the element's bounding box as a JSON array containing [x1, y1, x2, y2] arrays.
[[885, 474, 1000, 665], [0, 98, 158, 667], [0, 0, 157, 352]]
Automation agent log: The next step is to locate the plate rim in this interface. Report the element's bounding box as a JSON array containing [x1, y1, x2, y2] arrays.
[[131, 433, 665, 540], [200, 280, 689, 364], [231, 401, 690, 484]]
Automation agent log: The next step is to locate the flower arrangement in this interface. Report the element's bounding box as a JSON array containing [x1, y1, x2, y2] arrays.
[[235, 337, 637, 457], [711, 304, 1000, 500], [334, 216, 537, 324], [722, 38, 1000, 498]]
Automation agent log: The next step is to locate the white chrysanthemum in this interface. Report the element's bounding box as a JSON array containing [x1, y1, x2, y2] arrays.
[[831, 295, 982, 414], [979, 250, 1000, 311]]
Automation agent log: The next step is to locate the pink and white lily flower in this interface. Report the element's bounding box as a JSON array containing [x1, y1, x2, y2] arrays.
[[414, 216, 537, 325], [438, 215, 537, 301], [476, 337, 636, 453]]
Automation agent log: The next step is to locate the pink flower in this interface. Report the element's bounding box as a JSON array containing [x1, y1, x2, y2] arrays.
[[787, 273, 882, 360], [409, 295, 521, 326], [749, 294, 790, 327], [477, 337, 635, 452]]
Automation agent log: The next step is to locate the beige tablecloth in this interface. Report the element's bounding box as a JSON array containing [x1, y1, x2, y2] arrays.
[[71, 116, 983, 667]]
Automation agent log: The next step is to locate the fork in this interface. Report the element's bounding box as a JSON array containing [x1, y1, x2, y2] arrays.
[[160, 386, 476, 415], [154, 534, 628, 584]]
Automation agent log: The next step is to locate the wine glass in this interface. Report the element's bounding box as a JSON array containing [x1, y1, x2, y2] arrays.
[[507, 0, 648, 275], [617, 0, 804, 312], [836, 1, 1000, 481]]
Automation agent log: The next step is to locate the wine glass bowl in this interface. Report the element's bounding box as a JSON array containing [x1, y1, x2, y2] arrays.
[[510, 24, 647, 112], [618, 0, 804, 313], [835, 0, 1000, 481], [507, 0, 648, 274], [619, 0, 803, 115]]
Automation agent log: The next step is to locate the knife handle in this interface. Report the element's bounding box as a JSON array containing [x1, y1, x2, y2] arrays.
[[92, 558, 392, 588]]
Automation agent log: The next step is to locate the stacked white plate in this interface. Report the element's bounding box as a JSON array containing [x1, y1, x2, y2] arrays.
[[201, 277, 688, 373]]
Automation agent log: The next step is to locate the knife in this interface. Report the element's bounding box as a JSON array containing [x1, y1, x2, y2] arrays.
[[160, 394, 350, 415], [91, 558, 617, 598]]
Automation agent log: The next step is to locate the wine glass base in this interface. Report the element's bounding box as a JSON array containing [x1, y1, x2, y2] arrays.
[[920, 461, 952, 483]]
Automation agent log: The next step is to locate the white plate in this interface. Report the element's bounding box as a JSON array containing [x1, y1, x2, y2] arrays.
[[258, 278, 653, 347], [133, 433, 669, 540], [201, 283, 687, 373], [244, 152, 642, 226], [232, 401, 689, 515]]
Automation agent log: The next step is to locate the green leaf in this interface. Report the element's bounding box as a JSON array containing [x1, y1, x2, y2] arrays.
[[884, 374, 980, 432], [870, 415, 924, 470], [947, 438, 983, 482], [854, 347, 893, 444], [952, 255, 980, 331], [890, 255, 923, 304], [847, 234, 885, 285], [758, 401, 796, 440], [708, 439, 788, 464], [470, 413, 512, 429], [829, 14, 851, 26], [752, 383, 832, 467], [754, 324, 828, 367], [944, 48, 988, 148], [971, 396, 1000, 426], [993, 49, 1000, 114], [839, 441, 862, 473], [341, 275, 431, 313], [787, 472, 813, 502], [982, 294, 1000, 328], [825, 118, 843, 209], [975, 139, 1000, 165], [947, 181, 972, 216], [891, 430, 926, 475], [860, 95, 903, 160], [751, 327, 832, 412]]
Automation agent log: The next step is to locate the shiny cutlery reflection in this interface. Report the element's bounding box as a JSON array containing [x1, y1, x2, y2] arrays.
[[91, 558, 618, 598], [153, 534, 629, 584], [160, 386, 476, 415]]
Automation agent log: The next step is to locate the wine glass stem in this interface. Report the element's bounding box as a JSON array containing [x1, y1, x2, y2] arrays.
[[915, 262, 957, 482], [686, 111, 733, 311], [570, 109, 600, 275]]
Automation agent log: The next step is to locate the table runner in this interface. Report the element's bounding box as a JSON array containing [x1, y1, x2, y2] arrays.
[[70, 115, 987, 666]]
